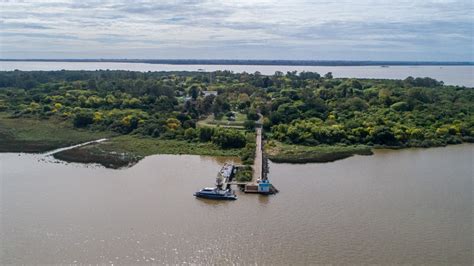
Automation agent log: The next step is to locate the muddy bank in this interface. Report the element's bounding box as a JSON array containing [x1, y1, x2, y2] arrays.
[[53, 144, 141, 169], [0, 139, 67, 153], [50, 135, 243, 169]]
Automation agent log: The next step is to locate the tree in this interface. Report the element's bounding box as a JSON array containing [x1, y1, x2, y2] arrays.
[[199, 127, 214, 142], [324, 72, 333, 79], [184, 128, 197, 140], [345, 97, 368, 111], [247, 109, 259, 120], [299, 71, 321, 80], [378, 88, 392, 106], [166, 118, 181, 130], [200, 95, 215, 114], [370, 126, 397, 145], [121, 114, 139, 133], [155, 96, 175, 111], [73, 111, 94, 128], [211, 95, 230, 115], [189, 85, 200, 100], [244, 120, 256, 131], [349, 79, 362, 90]]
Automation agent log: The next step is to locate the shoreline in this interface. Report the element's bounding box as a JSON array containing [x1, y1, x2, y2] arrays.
[[2, 135, 470, 168], [1, 115, 471, 168], [52, 135, 243, 169]]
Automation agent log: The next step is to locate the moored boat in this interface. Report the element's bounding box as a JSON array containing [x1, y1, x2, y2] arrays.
[[194, 187, 237, 200]]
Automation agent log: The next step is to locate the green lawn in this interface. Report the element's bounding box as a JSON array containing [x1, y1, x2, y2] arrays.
[[196, 113, 246, 129]]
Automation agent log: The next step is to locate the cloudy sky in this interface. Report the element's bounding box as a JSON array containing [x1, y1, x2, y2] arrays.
[[0, 0, 473, 61]]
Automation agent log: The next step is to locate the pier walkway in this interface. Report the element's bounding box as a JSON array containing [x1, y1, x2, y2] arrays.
[[252, 127, 263, 182], [240, 125, 277, 194], [219, 119, 277, 194]]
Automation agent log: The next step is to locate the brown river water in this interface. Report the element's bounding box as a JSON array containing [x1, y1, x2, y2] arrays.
[[0, 144, 472, 264]]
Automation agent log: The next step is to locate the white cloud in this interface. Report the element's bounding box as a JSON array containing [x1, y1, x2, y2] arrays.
[[0, 0, 472, 60]]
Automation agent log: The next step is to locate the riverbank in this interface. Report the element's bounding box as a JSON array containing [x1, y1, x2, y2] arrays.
[[265, 140, 373, 163], [0, 114, 465, 168], [53, 135, 243, 168], [0, 114, 243, 168]]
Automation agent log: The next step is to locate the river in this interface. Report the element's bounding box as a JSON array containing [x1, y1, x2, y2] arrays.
[[1, 61, 473, 87], [1, 144, 472, 264]]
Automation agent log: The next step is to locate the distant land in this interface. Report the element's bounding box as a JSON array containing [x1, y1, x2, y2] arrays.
[[1, 59, 473, 66]]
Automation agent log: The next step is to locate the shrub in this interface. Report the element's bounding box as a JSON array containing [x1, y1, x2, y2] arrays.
[[240, 142, 256, 165], [184, 128, 197, 140], [247, 109, 259, 120], [199, 127, 214, 142], [73, 111, 94, 128], [235, 166, 253, 182]]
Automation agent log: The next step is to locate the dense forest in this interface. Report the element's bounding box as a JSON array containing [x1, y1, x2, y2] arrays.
[[0, 70, 473, 152]]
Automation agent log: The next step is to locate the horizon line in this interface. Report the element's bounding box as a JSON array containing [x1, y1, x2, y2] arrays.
[[1, 58, 473, 66]]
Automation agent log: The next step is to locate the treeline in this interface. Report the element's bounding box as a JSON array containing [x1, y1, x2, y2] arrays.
[[266, 77, 472, 147], [0, 70, 472, 150]]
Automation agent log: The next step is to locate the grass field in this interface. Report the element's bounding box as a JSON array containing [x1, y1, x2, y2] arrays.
[[196, 113, 247, 129]]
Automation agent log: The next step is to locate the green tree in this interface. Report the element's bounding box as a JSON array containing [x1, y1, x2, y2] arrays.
[[73, 111, 94, 128], [189, 85, 200, 100], [199, 127, 214, 142], [244, 120, 256, 131]]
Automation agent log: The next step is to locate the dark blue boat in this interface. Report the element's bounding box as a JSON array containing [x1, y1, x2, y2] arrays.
[[194, 187, 237, 200]]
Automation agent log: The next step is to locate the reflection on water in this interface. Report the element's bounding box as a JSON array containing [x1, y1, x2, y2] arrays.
[[1, 145, 472, 264], [199, 155, 240, 165], [257, 194, 270, 205]]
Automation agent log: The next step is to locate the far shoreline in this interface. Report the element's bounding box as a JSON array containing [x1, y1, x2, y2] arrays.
[[1, 59, 473, 67]]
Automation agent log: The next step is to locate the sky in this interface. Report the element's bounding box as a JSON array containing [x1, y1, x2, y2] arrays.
[[0, 0, 473, 61]]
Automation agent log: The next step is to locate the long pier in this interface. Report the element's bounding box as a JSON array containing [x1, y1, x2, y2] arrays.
[[224, 124, 278, 194], [252, 127, 263, 181]]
